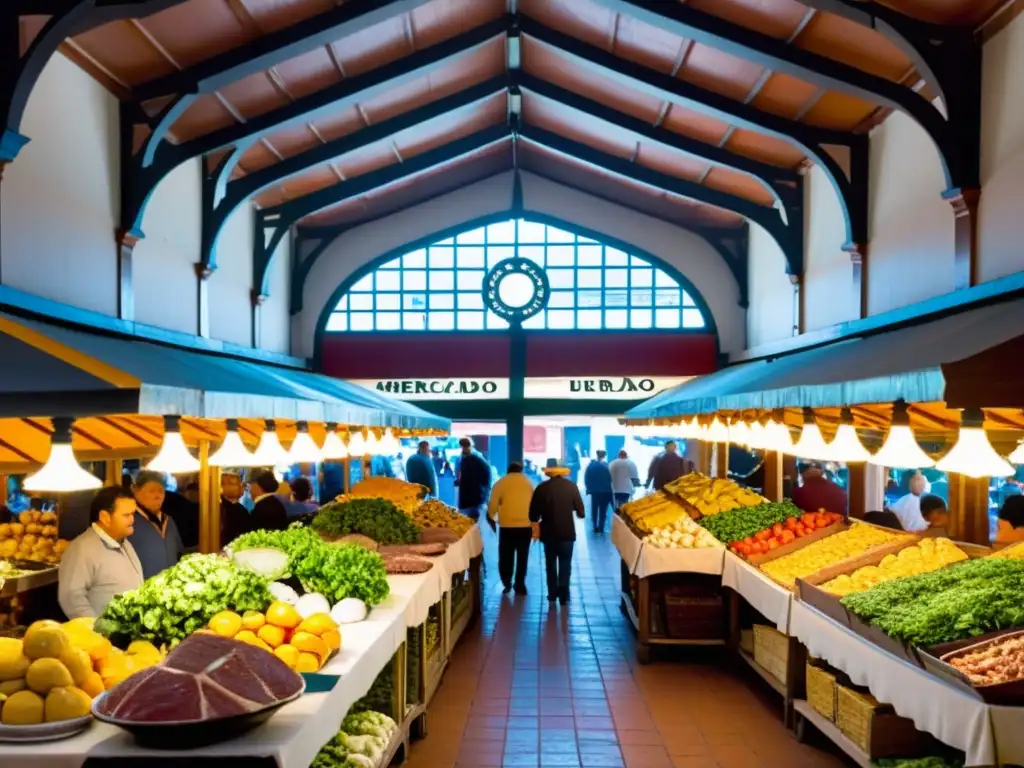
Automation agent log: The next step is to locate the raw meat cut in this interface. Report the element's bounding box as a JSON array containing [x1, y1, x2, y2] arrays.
[[419, 527, 459, 544], [98, 634, 303, 723], [382, 555, 433, 574], [378, 543, 447, 557]]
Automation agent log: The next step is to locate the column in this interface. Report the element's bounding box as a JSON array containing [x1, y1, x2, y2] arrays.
[[116, 231, 138, 321], [507, 325, 526, 465], [943, 188, 982, 290], [843, 242, 868, 318], [714, 442, 729, 478], [763, 451, 783, 501], [947, 473, 991, 545]]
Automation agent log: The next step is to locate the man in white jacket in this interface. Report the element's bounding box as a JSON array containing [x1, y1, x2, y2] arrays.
[[609, 450, 640, 510], [487, 462, 535, 595]]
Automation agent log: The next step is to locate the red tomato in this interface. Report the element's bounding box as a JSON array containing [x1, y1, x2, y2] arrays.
[[743, 536, 756, 546], [755, 529, 771, 542], [785, 517, 800, 530], [772, 523, 784, 536], [737, 543, 752, 556], [750, 542, 765, 554], [780, 530, 795, 544], [767, 540, 779, 550], [800, 513, 817, 527], [816, 517, 831, 529], [794, 526, 806, 537]]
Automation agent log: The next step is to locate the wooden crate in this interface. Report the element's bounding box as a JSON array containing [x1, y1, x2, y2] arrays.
[[806, 662, 837, 722], [836, 685, 934, 759], [753, 624, 789, 684], [740, 629, 754, 656]]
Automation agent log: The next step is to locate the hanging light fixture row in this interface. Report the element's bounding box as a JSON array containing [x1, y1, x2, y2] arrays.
[[665, 402, 1018, 476], [22, 417, 410, 493]]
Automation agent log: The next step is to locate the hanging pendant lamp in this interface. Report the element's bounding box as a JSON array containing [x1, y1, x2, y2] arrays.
[[289, 421, 322, 463], [251, 420, 290, 466], [23, 418, 103, 493], [827, 409, 871, 463], [788, 408, 833, 460], [210, 419, 260, 467], [935, 409, 1014, 479], [320, 424, 349, 460], [146, 415, 201, 474], [869, 401, 934, 468]]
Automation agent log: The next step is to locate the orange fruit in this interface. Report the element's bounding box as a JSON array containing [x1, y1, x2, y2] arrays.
[[295, 614, 337, 637], [208, 611, 242, 638], [241, 611, 266, 631], [295, 652, 320, 673], [289, 632, 329, 664], [320, 629, 341, 653], [257, 624, 286, 649], [265, 602, 301, 630], [273, 645, 300, 670], [79, 671, 104, 699], [234, 631, 272, 653]]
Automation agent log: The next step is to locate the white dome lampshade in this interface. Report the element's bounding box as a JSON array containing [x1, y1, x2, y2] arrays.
[[827, 409, 871, 463], [703, 416, 730, 443], [728, 420, 751, 447], [348, 430, 367, 458], [1010, 441, 1024, 466], [251, 420, 290, 466], [935, 409, 1014, 479], [745, 421, 767, 450], [869, 401, 934, 468], [380, 428, 401, 455], [320, 424, 349, 460], [364, 429, 380, 455], [762, 417, 794, 453], [146, 415, 201, 474], [23, 418, 103, 493], [788, 409, 833, 460], [210, 419, 260, 467], [289, 421, 322, 463]]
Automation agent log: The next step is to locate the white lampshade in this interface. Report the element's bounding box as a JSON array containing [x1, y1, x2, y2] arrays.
[[365, 430, 380, 455], [24, 423, 103, 493], [728, 421, 751, 447], [703, 416, 730, 443], [1010, 441, 1024, 465], [252, 423, 290, 466], [828, 424, 871, 463], [146, 417, 200, 473], [936, 425, 1014, 479], [210, 430, 259, 467], [869, 425, 934, 468], [763, 420, 793, 452], [321, 430, 349, 460], [348, 430, 367, 458], [788, 413, 833, 460], [380, 428, 401, 455], [289, 424, 322, 463], [745, 422, 767, 450]]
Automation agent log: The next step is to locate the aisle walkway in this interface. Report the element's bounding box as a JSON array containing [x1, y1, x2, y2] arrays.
[[405, 523, 848, 768]]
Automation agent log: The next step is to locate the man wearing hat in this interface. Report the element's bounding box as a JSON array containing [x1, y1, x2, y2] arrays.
[[529, 459, 585, 605]]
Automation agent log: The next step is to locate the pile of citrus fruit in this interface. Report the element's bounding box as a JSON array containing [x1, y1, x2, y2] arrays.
[[0, 619, 164, 725], [202, 601, 341, 673]]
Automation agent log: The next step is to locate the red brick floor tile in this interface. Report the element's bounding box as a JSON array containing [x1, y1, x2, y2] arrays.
[[621, 744, 673, 768], [669, 757, 719, 768], [617, 730, 665, 747], [465, 727, 508, 742]]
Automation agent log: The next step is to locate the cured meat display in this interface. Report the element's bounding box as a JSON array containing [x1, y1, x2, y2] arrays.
[[948, 634, 1024, 686], [97, 634, 303, 722], [377, 543, 447, 557], [381, 555, 433, 575]]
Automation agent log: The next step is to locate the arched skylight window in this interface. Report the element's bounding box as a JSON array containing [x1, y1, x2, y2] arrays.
[[325, 218, 706, 333]]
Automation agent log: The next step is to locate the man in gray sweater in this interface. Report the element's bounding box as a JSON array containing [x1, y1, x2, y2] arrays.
[[58, 486, 144, 619]]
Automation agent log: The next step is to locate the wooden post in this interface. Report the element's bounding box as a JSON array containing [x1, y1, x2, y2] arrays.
[[947, 473, 991, 545], [197, 441, 222, 554], [715, 442, 729, 478], [104, 460, 123, 487], [763, 451, 783, 501], [847, 463, 867, 519]]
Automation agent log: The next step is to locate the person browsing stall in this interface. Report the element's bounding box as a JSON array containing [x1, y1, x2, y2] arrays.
[[127, 470, 184, 580], [584, 450, 614, 534], [59, 486, 144, 619], [455, 437, 492, 520], [250, 471, 290, 531], [488, 463, 535, 595], [609, 450, 640, 510], [529, 459, 585, 605], [792, 462, 848, 515], [888, 471, 930, 532], [647, 440, 694, 491], [406, 441, 439, 497], [220, 472, 253, 546]]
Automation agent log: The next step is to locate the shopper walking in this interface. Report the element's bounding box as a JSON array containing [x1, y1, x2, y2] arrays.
[[530, 459, 585, 605], [647, 440, 694, 491], [487, 463, 534, 595], [584, 450, 614, 534], [609, 450, 639, 509], [405, 440, 439, 497], [455, 437, 491, 521]]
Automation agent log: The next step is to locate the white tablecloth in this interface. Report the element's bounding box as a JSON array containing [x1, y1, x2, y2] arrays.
[[611, 515, 724, 578], [722, 553, 792, 632], [790, 600, 1024, 767], [0, 530, 484, 768]]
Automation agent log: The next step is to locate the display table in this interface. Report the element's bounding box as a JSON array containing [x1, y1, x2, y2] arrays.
[[790, 599, 1024, 767], [722, 552, 792, 632], [611, 515, 643, 573], [611, 515, 724, 578], [0, 533, 483, 768]]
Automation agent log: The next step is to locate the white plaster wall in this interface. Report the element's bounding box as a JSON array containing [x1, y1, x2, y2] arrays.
[[208, 203, 255, 347], [292, 171, 747, 358], [132, 158, 202, 334], [803, 164, 857, 329], [0, 53, 119, 315], [746, 222, 794, 347], [866, 110, 954, 315], [978, 11, 1024, 283], [260, 236, 292, 355]]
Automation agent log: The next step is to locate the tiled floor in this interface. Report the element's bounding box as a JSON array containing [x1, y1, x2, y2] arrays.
[[405, 521, 849, 768]]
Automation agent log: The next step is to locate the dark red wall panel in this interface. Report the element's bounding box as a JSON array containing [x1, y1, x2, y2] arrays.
[[525, 333, 718, 377], [320, 333, 511, 379]]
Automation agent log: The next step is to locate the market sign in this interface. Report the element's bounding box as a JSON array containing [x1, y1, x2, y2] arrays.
[[524, 376, 693, 400], [349, 378, 510, 400]]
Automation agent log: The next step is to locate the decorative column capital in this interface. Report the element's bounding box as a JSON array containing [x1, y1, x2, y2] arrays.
[[194, 263, 214, 280], [251, 290, 268, 307], [942, 187, 981, 217]]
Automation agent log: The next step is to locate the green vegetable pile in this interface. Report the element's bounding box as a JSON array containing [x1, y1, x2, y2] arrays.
[[312, 497, 421, 545], [351, 655, 395, 716], [699, 500, 802, 544], [872, 758, 963, 768], [230, 525, 390, 606], [311, 710, 398, 768], [97, 554, 271, 645], [842, 558, 1024, 646]]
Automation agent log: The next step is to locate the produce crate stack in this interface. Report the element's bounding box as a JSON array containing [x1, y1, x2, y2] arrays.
[[405, 625, 422, 715], [805, 661, 838, 723], [753, 624, 789, 686], [836, 685, 937, 760], [662, 579, 726, 640]]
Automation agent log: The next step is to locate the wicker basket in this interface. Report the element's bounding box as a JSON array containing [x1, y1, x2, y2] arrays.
[[836, 685, 933, 758], [836, 685, 878, 752], [806, 663, 837, 722], [753, 624, 789, 684], [740, 629, 754, 656]]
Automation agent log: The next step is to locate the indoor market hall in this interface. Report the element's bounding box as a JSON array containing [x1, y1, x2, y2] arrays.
[[403, 523, 846, 768]]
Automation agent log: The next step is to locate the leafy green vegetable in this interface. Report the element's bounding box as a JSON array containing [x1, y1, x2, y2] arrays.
[[230, 525, 390, 606], [699, 500, 802, 544], [97, 554, 271, 645], [311, 711, 397, 768], [872, 757, 963, 768], [312, 497, 421, 545], [231, 547, 290, 580], [842, 558, 1024, 646]]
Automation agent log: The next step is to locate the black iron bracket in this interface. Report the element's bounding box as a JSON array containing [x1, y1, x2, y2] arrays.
[[698, 223, 751, 309]]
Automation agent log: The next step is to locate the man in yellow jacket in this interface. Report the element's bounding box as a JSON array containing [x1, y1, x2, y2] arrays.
[[487, 462, 535, 595]]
